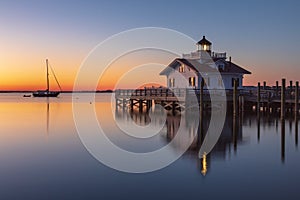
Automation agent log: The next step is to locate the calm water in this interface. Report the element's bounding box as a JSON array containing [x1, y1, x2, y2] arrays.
[[0, 93, 299, 200]]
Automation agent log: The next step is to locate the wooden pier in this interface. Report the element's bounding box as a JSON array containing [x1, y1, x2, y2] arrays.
[[115, 79, 300, 115]]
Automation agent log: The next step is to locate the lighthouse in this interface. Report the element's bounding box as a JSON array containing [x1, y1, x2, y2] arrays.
[[197, 36, 212, 55]]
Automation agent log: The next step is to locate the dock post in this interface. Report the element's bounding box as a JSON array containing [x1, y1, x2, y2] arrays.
[[256, 82, 261, 142], [130, 99, 133, 110], [264, 82, 268, 112], [139, 99, 143, 112], [290, 80, 293, 112], [146, 100, 150, 111], [257, 82, 261, 113], [268, 91, 271, 113], [296, 81, 299, 116], [172, 101, 176, 114], [276, 81, 279, 97], [233, 79, 238, 116], [281, 79, 286, 120]]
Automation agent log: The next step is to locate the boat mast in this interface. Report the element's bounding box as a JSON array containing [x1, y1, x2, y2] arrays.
[[46, 59, 49, 94]]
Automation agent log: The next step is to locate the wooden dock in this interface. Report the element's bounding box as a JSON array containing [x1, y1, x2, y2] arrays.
[[115, 79, 299, 117]]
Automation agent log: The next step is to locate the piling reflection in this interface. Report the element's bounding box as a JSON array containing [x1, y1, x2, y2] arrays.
[[281, 118, 285, 163], [115, 106, 244, 175], [295, 113, 298, 147], [114, 103, 299, 175], [257, 111, 260, 142]]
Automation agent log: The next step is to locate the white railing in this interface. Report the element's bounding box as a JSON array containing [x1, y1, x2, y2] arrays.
[[182, 51, 227, 59], [212, 52, 226, 59]]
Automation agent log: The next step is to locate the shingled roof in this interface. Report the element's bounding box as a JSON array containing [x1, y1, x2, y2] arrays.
[[197, 36, 212, 45], [160, 58, 251, 75]]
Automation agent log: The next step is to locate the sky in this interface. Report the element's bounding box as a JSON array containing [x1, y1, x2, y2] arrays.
[[0, 0, 300, 91]]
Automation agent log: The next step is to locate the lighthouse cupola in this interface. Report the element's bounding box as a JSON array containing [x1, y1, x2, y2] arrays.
[[197, 36, 212, 55]]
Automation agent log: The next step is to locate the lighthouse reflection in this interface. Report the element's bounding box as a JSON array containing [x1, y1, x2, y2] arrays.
[[115, 105, 244, 175], [114, 104, 298, 175]]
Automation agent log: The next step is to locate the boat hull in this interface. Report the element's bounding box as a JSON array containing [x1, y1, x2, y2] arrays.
[[33, 91, 60, 97]]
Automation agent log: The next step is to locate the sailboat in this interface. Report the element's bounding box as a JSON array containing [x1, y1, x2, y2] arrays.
[[33, 59, 61, 97]]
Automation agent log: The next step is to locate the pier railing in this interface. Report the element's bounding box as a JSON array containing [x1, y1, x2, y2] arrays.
[[115, 87, 299, 102], [115, 88, 187, 98]]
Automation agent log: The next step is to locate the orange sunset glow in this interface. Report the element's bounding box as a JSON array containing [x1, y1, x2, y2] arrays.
[[1, 1, 300, 91], [1, 49, 299, 91], [1, 1, 300, 199]]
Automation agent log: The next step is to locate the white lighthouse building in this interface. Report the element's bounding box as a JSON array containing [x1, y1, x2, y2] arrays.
[[160, 36, 251, 90]]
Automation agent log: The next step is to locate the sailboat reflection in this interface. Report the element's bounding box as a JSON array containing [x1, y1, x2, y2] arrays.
[[46, 98, 49, 135]]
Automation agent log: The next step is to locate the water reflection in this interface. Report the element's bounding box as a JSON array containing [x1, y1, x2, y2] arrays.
[[46, 99, 49, 135], [115, 103, 299, 175], [115, 105, 244, 175], [1, 94, 300, 199], [295, 113, 298, 147], [281, 117, 285, 163]]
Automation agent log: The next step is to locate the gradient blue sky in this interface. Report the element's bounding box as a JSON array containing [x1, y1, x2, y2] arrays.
[[0, 0, 300, 90]]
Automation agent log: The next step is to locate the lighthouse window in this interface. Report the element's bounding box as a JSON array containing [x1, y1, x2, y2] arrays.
[[189, 77, 195, 87], [169, 78, 175, 87], [218, 64, 225, 71], [179, 65, 184, 73]]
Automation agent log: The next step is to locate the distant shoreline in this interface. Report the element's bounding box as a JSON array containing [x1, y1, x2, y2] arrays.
[[0, 90, 114, 93]]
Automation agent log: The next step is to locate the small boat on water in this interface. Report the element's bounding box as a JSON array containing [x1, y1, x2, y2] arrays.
[[23, 94, 31, 97], [33, 90, 60, 97], [33, 59, 61, 97]]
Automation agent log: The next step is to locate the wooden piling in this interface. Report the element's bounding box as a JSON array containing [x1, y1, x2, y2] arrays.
[[290, 80, 293, 111], [296, 81, 299, 115], [267, 91, 271, 113], [130, 99, 133, 110], [172, 101, 176, 114], [281, 79, 286, 119], [257, 82, 261, 113], [233, 79, 238, 116], [263, 81, 266, 89], [139, 99, 143, 112], [256, 82, 261, 142], [276, 81, 279, 97], [146, 100, 151, 111]]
